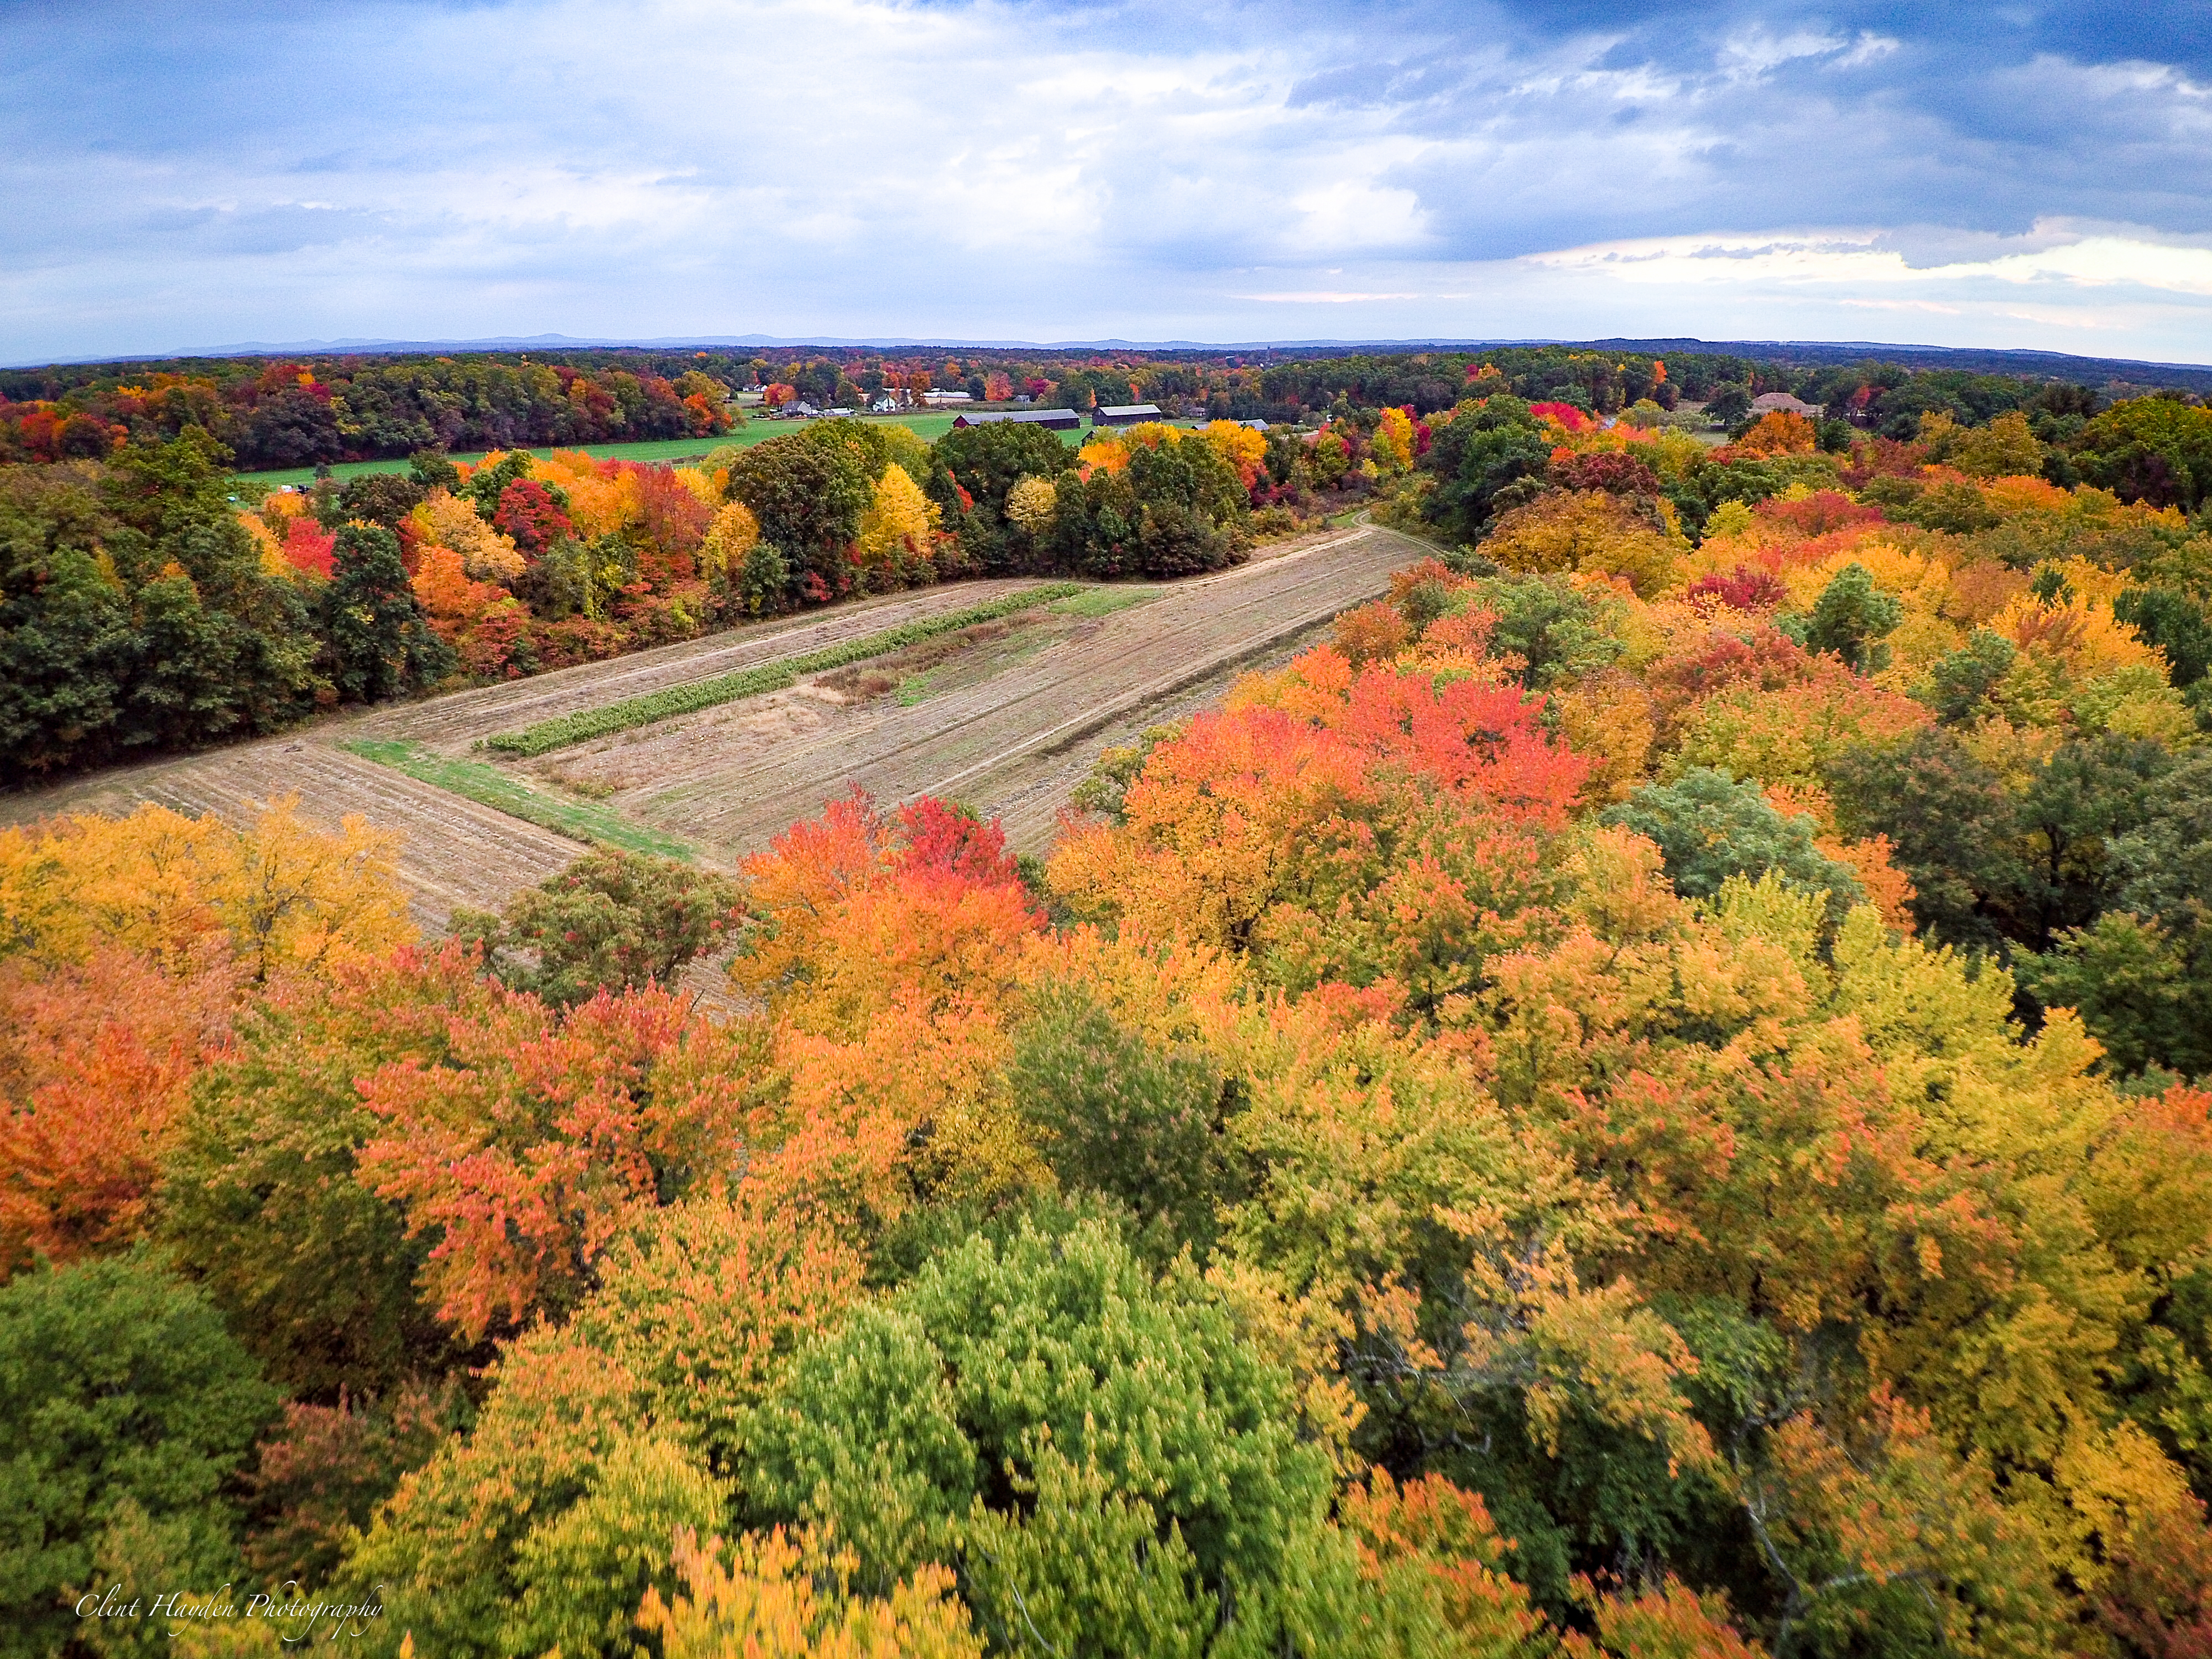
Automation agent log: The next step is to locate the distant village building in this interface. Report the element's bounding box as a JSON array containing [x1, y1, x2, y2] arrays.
[[870, 395, 900, 413], [1749, 392, 1823, 418], [921, 389, 974, 406], [954, 409, 1082, 431], [1093, 403, 1163, 427]]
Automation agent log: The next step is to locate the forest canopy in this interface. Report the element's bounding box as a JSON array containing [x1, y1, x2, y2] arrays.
[[7, 330, 2212, 1653], [6, 341, 2210, 785]]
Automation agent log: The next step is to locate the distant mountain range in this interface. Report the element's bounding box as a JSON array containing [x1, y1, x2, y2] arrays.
[[15, 332, 2212, 391]]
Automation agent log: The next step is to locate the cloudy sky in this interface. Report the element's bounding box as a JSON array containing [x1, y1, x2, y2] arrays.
[[4, 0, 2211, 365]]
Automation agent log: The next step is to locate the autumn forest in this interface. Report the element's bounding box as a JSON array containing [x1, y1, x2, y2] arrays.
[[8, 340, 2212, 1658]]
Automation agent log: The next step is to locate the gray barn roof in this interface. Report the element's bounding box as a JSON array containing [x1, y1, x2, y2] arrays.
[[957, 409, 1083, 429]]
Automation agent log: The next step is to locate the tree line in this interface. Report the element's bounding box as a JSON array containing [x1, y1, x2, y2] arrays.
[[8, 342, 2204, 469], [10, 413, 2212, 1644]]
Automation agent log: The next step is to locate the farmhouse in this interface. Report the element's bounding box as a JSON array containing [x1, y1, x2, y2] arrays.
[[1749, 392, 1823, 418], [1093, 403, 1164, 426], [953, 409, 1082, 430]]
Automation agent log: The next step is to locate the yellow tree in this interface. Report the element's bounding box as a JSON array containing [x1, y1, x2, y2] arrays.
[[1372, 406, 1416, 475], [413, 491, 524, 584], [1201, 419, 1267, 488], [700, 500, 761, 577], [854, 463, 940, 583], [1005, 474, 1058, 538], [0, 799, 412, 1274]]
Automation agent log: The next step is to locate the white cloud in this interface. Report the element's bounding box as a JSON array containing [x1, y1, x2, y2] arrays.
[[1526, 222, 2212, 300], [1, 0, 2210, 362], [1717, 28, 1848, 84], [1832, 32, 1901, 70]]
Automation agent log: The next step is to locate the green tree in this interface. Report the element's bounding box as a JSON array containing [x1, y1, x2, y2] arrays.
[[0, 465, 132, 780], [1705, 384, 1752, 424], [1419, 395, 1551, 543], [727, 425, 877, 599], [742, 1215, 1337, 1651], [98, 426, 236, 545], [503, 1434, 729, 1659], [2007, 735, 2173, 950], [462, 451, 534, 519], [450, 848, 743, 1009], [1919, 630, 2018, 724], [321, 523, 451, 702], [1126, 437, 1247, 577], [932, 421, 1073, 573], [408, 448, 461, 491], [158, 987, 467, 1401], [1802, 562, 1903, 673], [0, 1253, 276, 1657], [2072, 396, 2212, 512], [2022, 752, 2212, 1077], [1825, 731, 2021, 950], [1463, 571, 1624, 689], [335, 471, 426, 530], [1603, 768, 1863, 921], [2115, 586, 2212, 688], [1, 444, 318, 780], [1008, 980, 1232, 1258]]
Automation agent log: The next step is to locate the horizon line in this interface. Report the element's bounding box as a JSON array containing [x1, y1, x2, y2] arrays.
[[7, 331, 2212, 379]]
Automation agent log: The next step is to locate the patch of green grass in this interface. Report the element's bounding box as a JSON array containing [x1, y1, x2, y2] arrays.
[[228, 411, 1019, 493], [482, 582, 1087, 757], [339, 739, 697, 860], [895, 674, 935, 707], [1050, 586, 1161, 619]]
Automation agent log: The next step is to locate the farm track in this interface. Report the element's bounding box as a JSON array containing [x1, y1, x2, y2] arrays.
[[0, 524, 1419, 925]]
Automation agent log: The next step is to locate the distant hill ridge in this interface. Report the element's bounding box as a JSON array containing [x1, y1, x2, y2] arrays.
[[14, 333, 2212, 391]]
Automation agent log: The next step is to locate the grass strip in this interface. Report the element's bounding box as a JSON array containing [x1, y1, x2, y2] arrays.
[[482, 582, 1086, 757], [340, 739, 699, 861]]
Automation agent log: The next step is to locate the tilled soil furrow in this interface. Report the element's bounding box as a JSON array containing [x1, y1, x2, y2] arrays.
[[619, 526, 1412, 851], [356, 577, 1047, 750], [619, 530, 1396, 802]]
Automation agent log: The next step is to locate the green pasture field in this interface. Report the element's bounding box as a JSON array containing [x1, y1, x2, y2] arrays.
[[338, 739, 698, 860], [227, 410, 1080, 494]]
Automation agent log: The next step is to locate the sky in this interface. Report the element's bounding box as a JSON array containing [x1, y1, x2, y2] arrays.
[[4, 0, 2212, 366]]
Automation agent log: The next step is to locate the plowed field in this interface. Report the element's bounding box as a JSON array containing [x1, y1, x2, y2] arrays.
[[0, 524, 1420, 926]]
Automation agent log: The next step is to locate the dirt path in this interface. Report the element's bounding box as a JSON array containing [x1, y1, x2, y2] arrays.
[[0, 524, 1420, 924]]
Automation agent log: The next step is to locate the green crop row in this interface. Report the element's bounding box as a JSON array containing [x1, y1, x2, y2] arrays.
[[339, 739, 699, 860], [481, 582, 1086, 757]]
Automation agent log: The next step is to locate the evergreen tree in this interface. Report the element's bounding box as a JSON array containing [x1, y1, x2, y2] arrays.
[[321, 523, 451, 702]]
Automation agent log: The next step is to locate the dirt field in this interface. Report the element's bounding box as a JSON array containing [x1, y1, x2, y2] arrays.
[[0, 524, 1423, 926]]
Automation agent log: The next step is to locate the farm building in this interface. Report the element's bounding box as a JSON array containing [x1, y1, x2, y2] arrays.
[[953, 409, 1082, 430], [1093, 403, 1164, 426], [1749, 392, 1823, 418]]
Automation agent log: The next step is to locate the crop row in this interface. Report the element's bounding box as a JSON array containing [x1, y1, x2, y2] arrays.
[[339, 739, 698, 860], [481, 582, 1087, 757]]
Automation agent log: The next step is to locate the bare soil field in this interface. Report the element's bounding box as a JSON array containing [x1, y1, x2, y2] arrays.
[[352, 578, 1049, 752], [549, 525, 1415, 857], [0, 524, 1421, 925]]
